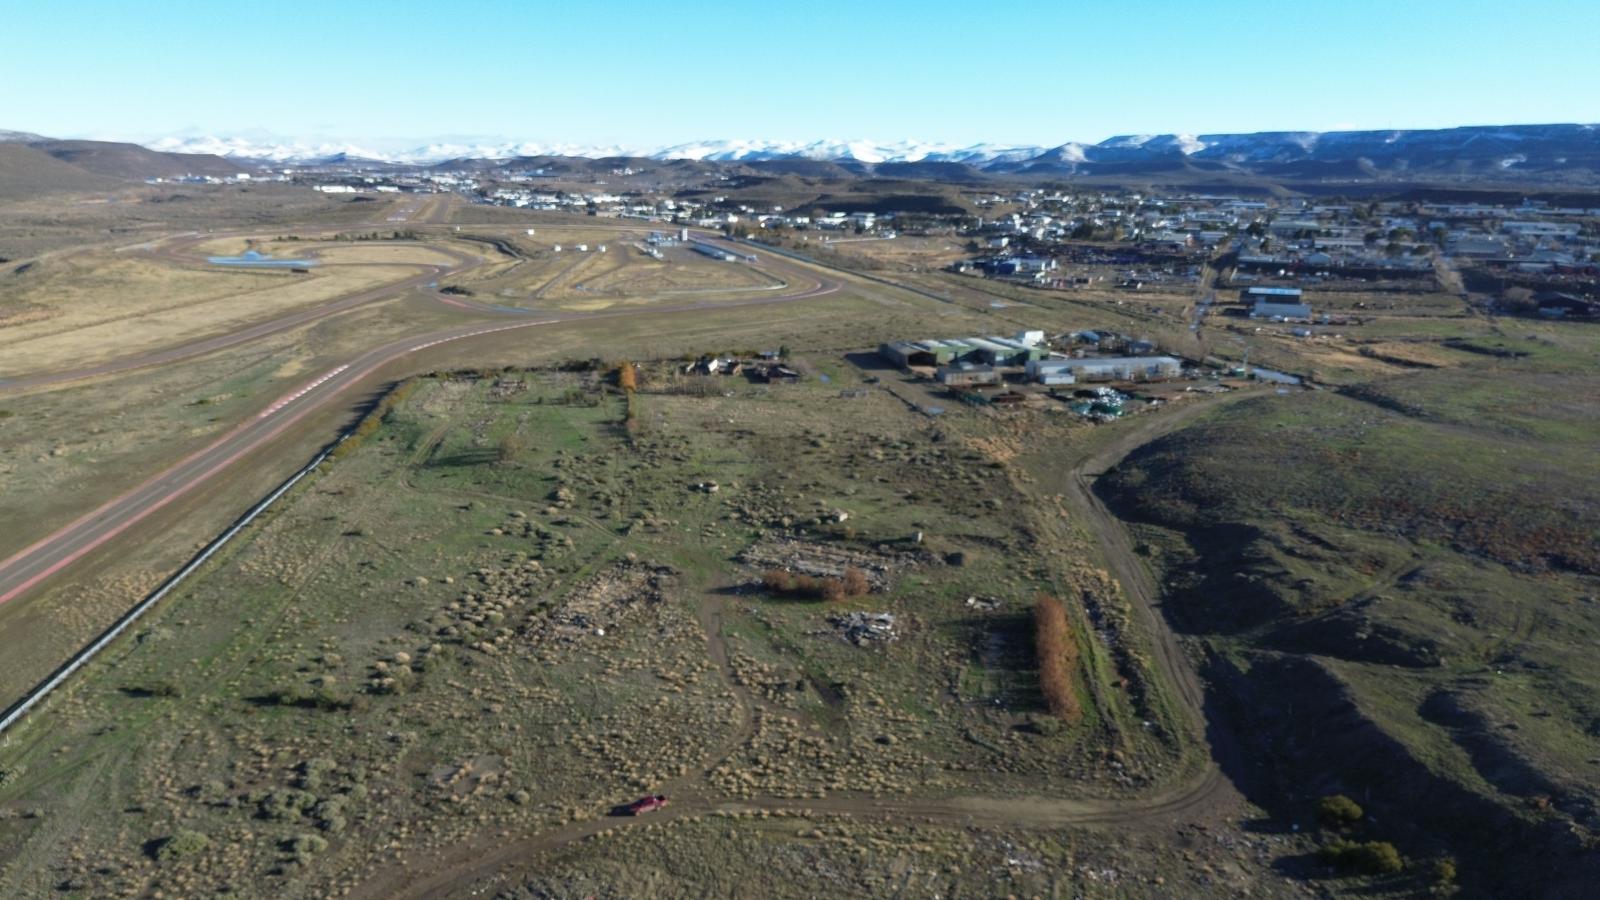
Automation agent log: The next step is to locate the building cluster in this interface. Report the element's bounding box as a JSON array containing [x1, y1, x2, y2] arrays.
[[1421, 200, 1598, 268], [879, 329, 1183, 389], [283, 160, 1595, 320]]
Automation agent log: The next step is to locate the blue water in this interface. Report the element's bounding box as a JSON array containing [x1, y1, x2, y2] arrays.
[[1251, 367, 1302, 385], [207, 249, 317, 268]]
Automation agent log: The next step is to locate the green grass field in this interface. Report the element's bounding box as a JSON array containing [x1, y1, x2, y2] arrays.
[[0, 361, 1208, 897]]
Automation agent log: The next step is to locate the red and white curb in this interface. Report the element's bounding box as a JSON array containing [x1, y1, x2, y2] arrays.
[[259, 365, 351, 418]]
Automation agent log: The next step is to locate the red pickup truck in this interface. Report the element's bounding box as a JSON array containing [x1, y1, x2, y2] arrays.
[[623, 794, 668, 815]]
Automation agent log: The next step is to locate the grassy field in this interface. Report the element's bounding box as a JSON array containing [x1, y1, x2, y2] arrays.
[[0, 184, 386, 261], [1, 259, 420, 374], [0, 361, 1226, 898], [15, 188, 1587, 897]]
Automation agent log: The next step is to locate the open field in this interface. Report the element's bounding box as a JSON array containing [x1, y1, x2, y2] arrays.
[[0, 268, 1050, 713], [4, 167, 1597, 899], [0, 363, 1262, 898], [440, 231, 787, 311], [0, 256, 423, 374], [0, 185, 391, 261]]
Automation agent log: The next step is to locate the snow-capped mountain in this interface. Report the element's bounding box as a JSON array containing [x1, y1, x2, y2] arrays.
[[146, 135, 395, 164], [653, 139, 1047, 165], [139, 134, 1050, 166], [131, 125, 1600, 177]]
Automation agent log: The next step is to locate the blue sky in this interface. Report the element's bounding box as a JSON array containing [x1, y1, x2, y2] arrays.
[[3, 0, 1596, 147]]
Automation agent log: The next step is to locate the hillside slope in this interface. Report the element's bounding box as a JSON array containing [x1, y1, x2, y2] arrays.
[[0, 143, 121, 200], [35, 140, 244, 180], [1097, 353, 1600, 897]]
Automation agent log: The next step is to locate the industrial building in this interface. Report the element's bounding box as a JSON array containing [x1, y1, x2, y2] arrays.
[[935, 363, 1000, 386], [1250, 298, 1314, 321], [1241, 286, 1303, 302], [879, 331, 1047, 370], [1045, 356, 1182, 382], [1023, 359, 1078, 386]]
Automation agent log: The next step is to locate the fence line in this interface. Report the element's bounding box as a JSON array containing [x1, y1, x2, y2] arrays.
[[0, 440, 342, 737]]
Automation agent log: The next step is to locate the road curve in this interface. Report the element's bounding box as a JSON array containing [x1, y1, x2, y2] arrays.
[[0, 236, 838, 607]]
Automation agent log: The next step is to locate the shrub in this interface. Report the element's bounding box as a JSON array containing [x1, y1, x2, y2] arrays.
[[1033, 595, 1082, 723], [297, 757, 337, 791], [841, 566, 870, 598], [258, 790, 317, 821], [1318, 794, 1364, 828], [819, 577, 847, 602], [1320, 839, 1404, 875], [762, 567, 869, 602], [155, 829, 209, 861], [616, 361, 637, 393], [143, 679, 184, 698], [496, 433, 525, 463], [288, 832, 329, 861], [1431, 856, 1458, 887]]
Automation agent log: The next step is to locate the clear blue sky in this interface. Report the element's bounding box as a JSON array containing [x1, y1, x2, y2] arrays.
[[4, 0, 1596, 147]]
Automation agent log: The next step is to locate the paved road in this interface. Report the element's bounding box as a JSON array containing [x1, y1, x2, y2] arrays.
[[0, 234, 837, 607]]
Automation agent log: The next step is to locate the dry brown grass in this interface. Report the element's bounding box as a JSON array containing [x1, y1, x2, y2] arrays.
[[1, 260, 415, 373], [1033, 595, 1082, 723]]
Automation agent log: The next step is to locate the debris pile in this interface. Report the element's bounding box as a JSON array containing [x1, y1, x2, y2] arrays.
[[741, 536, 926, 590], [830, 612, 897, 646], [527, 560, 673, 644]]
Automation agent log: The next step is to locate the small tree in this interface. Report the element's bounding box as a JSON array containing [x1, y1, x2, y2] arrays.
[[616, 361, 637, 393]]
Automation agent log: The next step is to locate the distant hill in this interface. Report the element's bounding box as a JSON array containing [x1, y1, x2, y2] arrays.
[[0, 143, 121, 200], [33, 140, 245, 180]]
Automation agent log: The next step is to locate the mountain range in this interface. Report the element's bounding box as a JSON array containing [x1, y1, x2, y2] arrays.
[[126, 125, 1600, 176], [3, 124, 1599, 189]]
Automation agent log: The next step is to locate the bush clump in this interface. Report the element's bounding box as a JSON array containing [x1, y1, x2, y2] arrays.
[[155, 829, 209, 861], [1317, 794, 1364, 828], [761, 567, 870, 602], [1319, 839, 1404, 875], [258, 789, 318, 821], [1431, 856, 1458, 888]]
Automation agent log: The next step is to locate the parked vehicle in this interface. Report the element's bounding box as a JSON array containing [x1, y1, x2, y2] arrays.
[[623, 794, 668, 815]]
